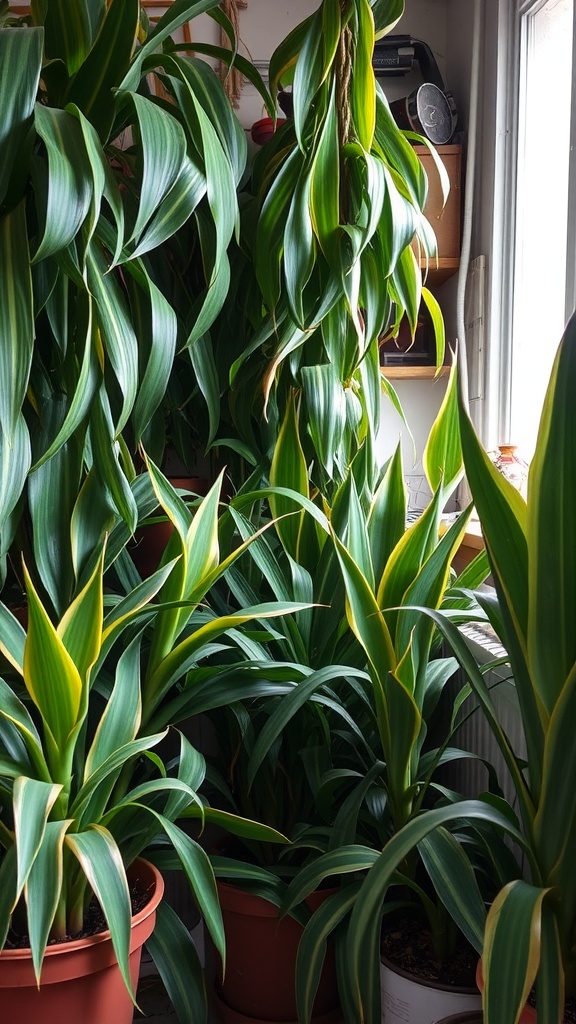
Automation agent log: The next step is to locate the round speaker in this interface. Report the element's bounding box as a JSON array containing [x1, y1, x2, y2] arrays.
[[391, 83, 453, 145]]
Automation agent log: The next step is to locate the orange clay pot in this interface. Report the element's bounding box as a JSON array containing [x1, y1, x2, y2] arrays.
[[214, 881, 340, 1024], [0, 858, 163, 1024]]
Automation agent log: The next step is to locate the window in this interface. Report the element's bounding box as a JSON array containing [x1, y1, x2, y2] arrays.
[[498, 0, 576, 457]]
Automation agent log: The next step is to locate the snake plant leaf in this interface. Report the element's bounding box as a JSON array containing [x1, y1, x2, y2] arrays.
[[145, 901, 207, 1024], [33, 105, 93, 264], [125, 92, 188, 246], [57, 547, 104, 686], [256, 148, 304, 311], [423, 359, 462, 497], [69, 104, 124, 258], [0, 26, 42, 209], [377, 487, 443, 626], [128, 261, 178, 444], [366, 444, 406, 584], [532, 661, 576, 909], [121, 0, 223, 91], [26, 819, 72, 982], [189, 331, 220, 447], [309, 87, 340, 258], [145, 602, 316, 713], [64, 0, 138, 141], [371, 0, 404, 38], [66, 825, 134, 1000], [282, 847, 380, 916], [71, 731, 167, 825], [0, 414, 31, 548], [0, 605, 26, 675], [527, 313, 576, 713], [269, 393, 308, 560], [30, 301, 100, 472], [165, 53, 247, 186], [86, 243, 138, 437], [301, 365, 346, 483], [292, 5, 323, 150], [0, 678, 48, 779], [268, 13, 316, 99], [352, 0, 376, 151], [419, 827, 487, 954], [0, 846, 17, 952], [162, 731, 206, 822], [0, 201, 34, 440], [23, 565, 84, 760], [296, 884, 362, 1024], [347, 801, 528, 1024], [89, 387, 138, 532], [130, 154, 206, 261], [85, 634, 142, 779], [246, 665, 369, 789], [151, 814, 225, 967], [421, 286, 446, 368], [28, 424, 83, 616], [39, 0, 104, 75], [285, 164, 315, 326], [482, 880, 550, 1024], [13, 777, 62, 903]]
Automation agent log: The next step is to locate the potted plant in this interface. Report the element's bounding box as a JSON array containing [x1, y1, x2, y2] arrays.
[[197, 363, 501, 1024], [266, 363, 517, 1024], [0, 542, 221, 1024], [210, 0, 448, 496], [0, 461, 318, 1024], [0, 0, 272, 615]]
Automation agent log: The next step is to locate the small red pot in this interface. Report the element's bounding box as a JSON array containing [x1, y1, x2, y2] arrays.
[[0, 859, 163, 1024], [250, 117, 286, 146], [214, 881, 340, 1023]]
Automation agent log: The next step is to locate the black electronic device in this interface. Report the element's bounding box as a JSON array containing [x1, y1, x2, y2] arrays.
[[372, 35, 457, 144]]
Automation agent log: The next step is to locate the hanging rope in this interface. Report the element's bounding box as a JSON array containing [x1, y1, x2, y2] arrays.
[[220, 0, 247, 109]]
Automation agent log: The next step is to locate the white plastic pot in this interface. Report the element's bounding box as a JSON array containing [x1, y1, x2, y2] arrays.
[[380, 956, 482, 1024]]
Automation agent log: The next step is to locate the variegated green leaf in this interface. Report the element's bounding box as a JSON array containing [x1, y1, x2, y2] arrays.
[[23, 564, 84, 760], [26, 819, 71, 980], [33, 105, 93, 264], [269, 392, 308, 560], [66, 826, 134, 1000], [0, 26, 42, 208], [0, 201, 34, 440], [13, 777, 62, 902]]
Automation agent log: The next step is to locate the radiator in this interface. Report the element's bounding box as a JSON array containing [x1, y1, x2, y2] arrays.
[[449, 623, 525, 814]]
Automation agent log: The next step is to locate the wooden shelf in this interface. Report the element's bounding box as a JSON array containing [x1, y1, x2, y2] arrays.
[[420, 258, 460, 286], [381, 364, 449, 380]]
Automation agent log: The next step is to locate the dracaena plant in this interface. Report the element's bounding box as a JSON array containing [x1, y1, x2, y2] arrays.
[[256, 363, 517, 1024], [307, 316, 576, 1024], [213, 0, 448, 491], [0, 465, 311, 1021], [0, 0, 272, 614], [380, 309, 576, 1024]]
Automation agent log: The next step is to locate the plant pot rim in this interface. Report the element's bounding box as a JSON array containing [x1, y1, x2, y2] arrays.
[[0, 857, 163, 964], [380, 953, 480, 996]]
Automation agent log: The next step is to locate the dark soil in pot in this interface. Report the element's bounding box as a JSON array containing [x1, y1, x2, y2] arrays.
[[6, 874, 154, 949], [380, 914, 478, 989]]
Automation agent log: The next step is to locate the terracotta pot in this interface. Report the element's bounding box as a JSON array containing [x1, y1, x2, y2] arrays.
[[130, 475, 209, 577], [214, 881, 341, 1024], [475, 959, 536, 1023], [0, 858, 164, 1024], [381, 955, 482, 1024]]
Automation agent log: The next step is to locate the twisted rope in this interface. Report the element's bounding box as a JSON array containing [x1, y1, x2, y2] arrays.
[[220, 0, 247, 109]]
